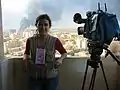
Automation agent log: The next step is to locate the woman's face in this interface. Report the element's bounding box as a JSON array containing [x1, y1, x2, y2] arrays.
[[37, 19, 50, 35]]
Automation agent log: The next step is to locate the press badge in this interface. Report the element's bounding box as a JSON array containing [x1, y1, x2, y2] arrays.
[[35, 48, 46, 64]]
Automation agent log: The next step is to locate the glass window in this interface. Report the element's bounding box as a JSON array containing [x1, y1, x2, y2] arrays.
[[2, 0, 120, 58]]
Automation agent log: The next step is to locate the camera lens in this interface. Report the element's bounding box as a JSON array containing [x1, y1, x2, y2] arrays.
[[78, 27, 84, 35]]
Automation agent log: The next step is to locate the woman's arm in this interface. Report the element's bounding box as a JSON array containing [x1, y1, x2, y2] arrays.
[[59, 53, 67, 61], [55, 53, 67, 66], [55, 38, 67, 66], [23, 39, 30, 71]]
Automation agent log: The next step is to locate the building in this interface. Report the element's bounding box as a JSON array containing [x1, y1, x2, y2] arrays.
[[22, 26, 36, 39]]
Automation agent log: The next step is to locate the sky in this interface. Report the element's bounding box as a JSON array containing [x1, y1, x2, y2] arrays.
[[1, 0, 91, 31], [1, 0, 120, 31], [1, 0, 29, 30]]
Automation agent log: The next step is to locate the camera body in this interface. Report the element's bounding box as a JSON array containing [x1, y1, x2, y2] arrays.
[[76, 11, 97, 38], [73, 3, 120, 45]]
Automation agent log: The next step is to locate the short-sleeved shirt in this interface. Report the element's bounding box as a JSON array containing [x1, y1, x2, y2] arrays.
[[24, 37, 67, 55]]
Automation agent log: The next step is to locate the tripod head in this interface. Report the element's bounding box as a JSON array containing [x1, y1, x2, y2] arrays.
[[87, 40, 120, 69], [87, 40, 104, 68]]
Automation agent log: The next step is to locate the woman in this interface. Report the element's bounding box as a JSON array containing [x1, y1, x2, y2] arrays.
[[23, 14, 67, 90]]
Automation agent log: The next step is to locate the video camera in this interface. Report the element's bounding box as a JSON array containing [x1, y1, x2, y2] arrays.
[[73, 3, 120, 90], [73, 3, 120, 45]]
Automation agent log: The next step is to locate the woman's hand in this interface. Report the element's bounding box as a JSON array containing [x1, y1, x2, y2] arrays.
[[55, 58, 63, 68], [55, 53, 67, 68], [23, 54, 30, 72]]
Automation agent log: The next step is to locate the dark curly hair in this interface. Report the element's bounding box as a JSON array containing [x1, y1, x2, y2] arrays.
[[35, 14, 52, 28]]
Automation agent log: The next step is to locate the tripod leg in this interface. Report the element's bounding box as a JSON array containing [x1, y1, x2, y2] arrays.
[[89, 69, 95, 90], [100, 61, 109, 90], [89, 68, 97, 90], [82, 60, 89, 90]]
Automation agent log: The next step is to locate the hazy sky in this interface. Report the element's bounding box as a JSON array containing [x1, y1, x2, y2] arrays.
[[1, 0, 29, 30], [1, 0, 120, 31]]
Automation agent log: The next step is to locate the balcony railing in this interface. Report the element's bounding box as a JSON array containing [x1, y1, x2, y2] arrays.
[[0, 56, 120, 90]]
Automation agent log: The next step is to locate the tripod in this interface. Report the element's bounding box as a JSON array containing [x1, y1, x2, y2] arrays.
[[81, 43, 120, 90], [81, 54, 109, 90]]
